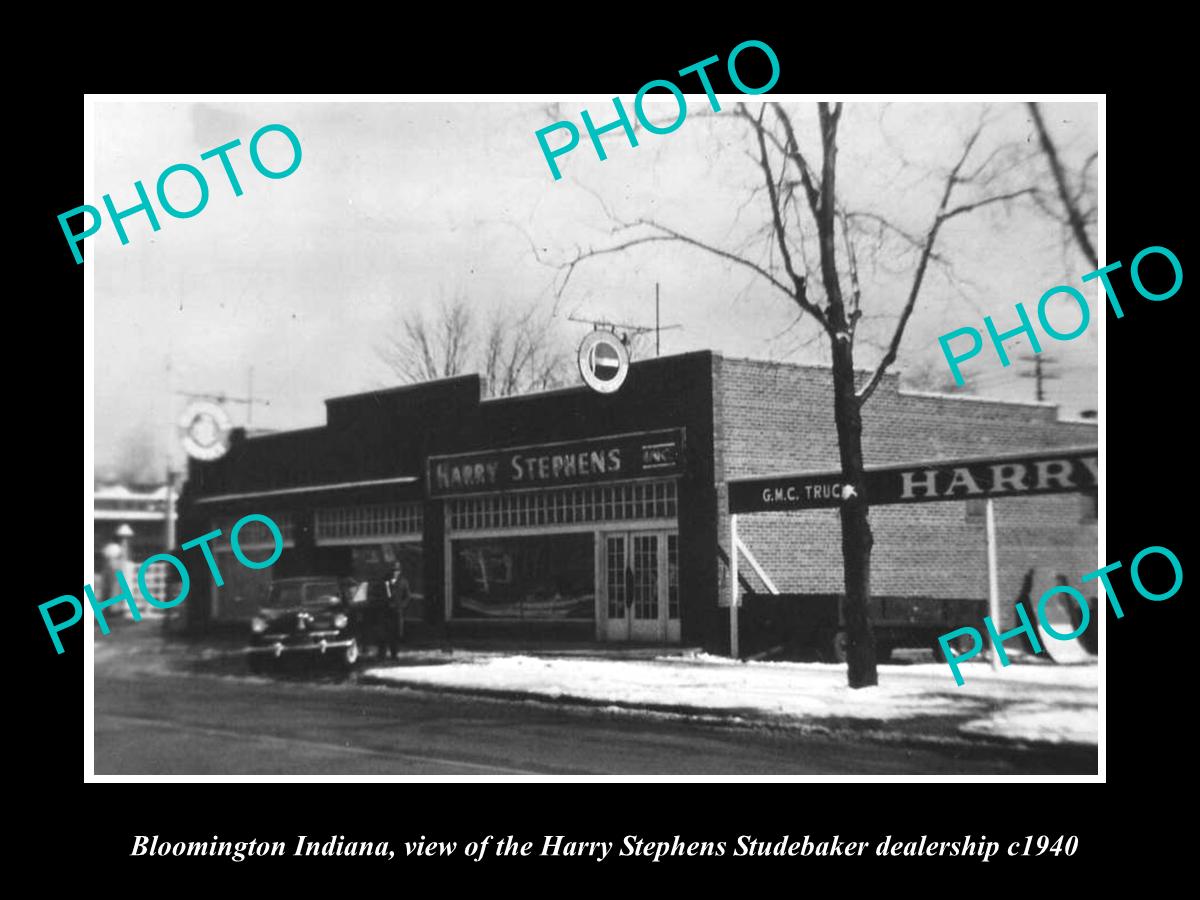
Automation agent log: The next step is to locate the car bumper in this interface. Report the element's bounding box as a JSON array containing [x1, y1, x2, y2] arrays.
[[247, 637, 356, 657]]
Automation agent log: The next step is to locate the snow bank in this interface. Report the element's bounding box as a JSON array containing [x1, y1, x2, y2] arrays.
[[365, 654, 1097, 745]]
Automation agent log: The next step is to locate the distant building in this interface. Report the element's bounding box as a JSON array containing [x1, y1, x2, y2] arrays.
[[94, 480, 177, 610]]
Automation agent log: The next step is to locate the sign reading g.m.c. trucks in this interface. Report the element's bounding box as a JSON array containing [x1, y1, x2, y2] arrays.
[[728, 446, 1097, 514]]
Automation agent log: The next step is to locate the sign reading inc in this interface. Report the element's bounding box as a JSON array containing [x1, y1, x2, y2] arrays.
[[428, 429, 685, 497]]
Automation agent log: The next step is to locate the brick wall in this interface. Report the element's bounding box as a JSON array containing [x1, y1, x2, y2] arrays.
[[714, 356, 1098, 627]]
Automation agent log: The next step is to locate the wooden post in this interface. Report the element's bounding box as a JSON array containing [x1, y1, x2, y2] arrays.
[[730, 513, 739, 659], [985, 498, 1001, 671], [165, 470, 176, 550]]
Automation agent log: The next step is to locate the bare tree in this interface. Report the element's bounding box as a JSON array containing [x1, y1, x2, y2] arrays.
[[479, 304, 573, 397], [555, 102, 1036, 688], [380, 296, 573, 398], [379, 297, 475, 384], [1027, 102, 1097, 265]]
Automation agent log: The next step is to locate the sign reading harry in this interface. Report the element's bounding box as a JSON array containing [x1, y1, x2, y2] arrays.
[[428, 429, 685, 497], [729, 446, 1097, 514]]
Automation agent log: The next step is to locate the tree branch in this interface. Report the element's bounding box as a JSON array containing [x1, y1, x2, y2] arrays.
[[1028, 101, 1097, 265], [811, 102, 848, 341], [844, 211, 950, 264], [740, 102, 811, 313], [1072, 151, 1098, 205], [837, 208, 863, 331], [856, 120, 1032, 407], [557, 217, 830, 329], [768, 105, 822, 220], [939, 188, 1036, 224]]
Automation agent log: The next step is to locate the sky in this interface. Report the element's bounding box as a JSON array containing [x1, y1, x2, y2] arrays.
[[93, 99, 1099, 481]]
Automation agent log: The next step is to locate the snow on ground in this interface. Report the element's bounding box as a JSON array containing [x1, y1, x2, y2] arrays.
[[958, 706, 1093, 745], [365, 654, 1097, 745]]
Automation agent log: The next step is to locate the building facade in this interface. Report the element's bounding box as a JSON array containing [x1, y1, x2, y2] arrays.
[[95, 482, 174, 561], [95, 480, 177, 611], [177, 351, 1097, 651]]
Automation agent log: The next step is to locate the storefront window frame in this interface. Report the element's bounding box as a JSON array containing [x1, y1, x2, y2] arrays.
[[313, 502, 424, 546], [449, 531, 597, 622]]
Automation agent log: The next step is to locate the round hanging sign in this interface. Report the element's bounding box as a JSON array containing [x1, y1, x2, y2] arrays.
[[179, 400, 232, 460], [577, 330, 630, 394]]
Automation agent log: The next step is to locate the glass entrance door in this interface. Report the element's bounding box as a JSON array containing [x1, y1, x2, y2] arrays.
[[601, 531, 679, 642]]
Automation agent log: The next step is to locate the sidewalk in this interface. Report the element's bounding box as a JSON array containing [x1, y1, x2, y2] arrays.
[[94, 625, 1098, 750], [360, 653, 1098, 749]]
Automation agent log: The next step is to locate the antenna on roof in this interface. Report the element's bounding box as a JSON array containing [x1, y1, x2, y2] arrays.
[[568, 283, 681, 357], [176, 364, 272, 425]]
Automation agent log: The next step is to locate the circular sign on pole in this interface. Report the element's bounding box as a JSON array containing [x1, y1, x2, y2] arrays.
[[578, 330, 630, 394], [178, 400, 232, 460]]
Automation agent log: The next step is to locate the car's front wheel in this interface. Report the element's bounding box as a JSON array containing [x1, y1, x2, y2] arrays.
[[817, 630, 849, 664], [341, 639, 360, 668]]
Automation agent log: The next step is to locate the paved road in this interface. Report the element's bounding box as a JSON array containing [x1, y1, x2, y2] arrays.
[[94, 669, 1094, 775]]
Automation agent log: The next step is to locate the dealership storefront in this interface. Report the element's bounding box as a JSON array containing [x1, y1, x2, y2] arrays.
[[186, 432, 688, 642], [178, 349, 1095, 653], [194, 497, 425, 624], [178, 356, 718, 644], [432, 430, 685, 643]]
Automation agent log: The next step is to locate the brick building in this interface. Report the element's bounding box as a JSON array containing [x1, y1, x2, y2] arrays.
[[716, 357, 1098, 610], [178, 350, 1097, 653]]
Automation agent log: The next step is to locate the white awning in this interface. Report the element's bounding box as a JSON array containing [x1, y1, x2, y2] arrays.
[[193, 476, 420, 505], [95, 510, 176, 522]]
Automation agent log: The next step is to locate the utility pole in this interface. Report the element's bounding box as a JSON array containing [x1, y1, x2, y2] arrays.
[[164, 354, 177, 552], [1019, 354, 1059, 402], [655, 283, 660, 357], [162, 354, 179, 632]]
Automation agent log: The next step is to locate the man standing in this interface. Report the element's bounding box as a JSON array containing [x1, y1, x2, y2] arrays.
[[380, 562, 412, 659]]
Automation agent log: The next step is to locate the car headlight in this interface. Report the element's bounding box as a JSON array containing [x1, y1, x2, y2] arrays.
[[250, 616, 268, 634], [332, 613, 349, 629]]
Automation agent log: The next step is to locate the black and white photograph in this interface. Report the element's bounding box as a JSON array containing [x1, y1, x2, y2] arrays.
[[81, 92, 1104, 778]]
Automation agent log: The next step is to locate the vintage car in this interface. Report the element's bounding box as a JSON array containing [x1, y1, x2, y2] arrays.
[[246, 576, 365, 672]]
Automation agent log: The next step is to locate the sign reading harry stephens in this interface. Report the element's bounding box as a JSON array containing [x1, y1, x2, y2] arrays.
[[428, 429, 685, 497], [728, 446, 1097, 514]]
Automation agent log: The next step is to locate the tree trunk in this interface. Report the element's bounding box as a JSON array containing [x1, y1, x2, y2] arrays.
[[813, 102, 877, 689], [830, 337, 877, 688]]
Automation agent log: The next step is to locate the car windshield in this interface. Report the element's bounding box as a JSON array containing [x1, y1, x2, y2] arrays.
[[267, 583, 303, 608], [266, 581, 343, 608], [303, 582, 342, 607]]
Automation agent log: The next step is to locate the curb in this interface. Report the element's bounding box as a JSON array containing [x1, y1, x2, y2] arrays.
[[356, 672, 1097, 759]]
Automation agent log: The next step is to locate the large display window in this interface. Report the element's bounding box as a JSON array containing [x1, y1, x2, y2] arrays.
[[452, 533, 594, 619]]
